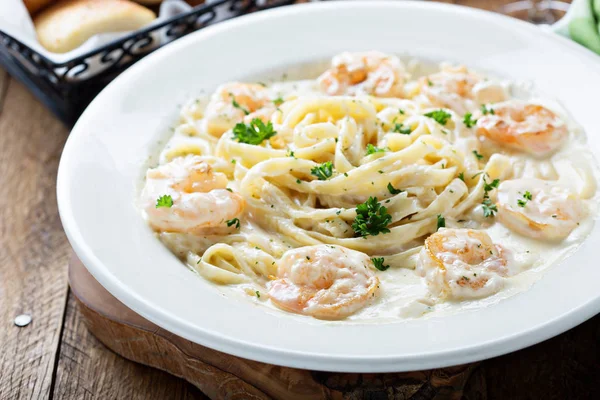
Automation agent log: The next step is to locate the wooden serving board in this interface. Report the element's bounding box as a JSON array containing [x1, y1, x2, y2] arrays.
[[68, 254, 483, 400]]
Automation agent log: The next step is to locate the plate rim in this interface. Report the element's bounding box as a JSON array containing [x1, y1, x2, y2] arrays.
[[57, 0, 600, 372]]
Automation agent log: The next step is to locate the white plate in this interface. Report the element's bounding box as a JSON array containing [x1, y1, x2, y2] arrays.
[[57, 1, 600, 372]]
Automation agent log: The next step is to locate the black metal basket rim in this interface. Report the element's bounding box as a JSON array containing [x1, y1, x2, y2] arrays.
[[0, 0, 238, 68]]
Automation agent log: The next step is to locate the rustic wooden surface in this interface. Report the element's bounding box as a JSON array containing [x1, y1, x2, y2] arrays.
[[2, 1, 599, 399], [68, 255, 479, 400]]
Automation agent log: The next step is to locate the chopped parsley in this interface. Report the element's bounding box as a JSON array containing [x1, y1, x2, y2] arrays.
[[233, 118, 277, 145], [371, 257, 390, 271], [424, 109, 452, 125], [481, 104, 495, 115], [287, 150, 295, 157], [458, 172, 465, 182], [226, 218, 240, 229], [481, 176, 500, 218], [472, 150, 484, 160], [427, 79, 434, 87], [398, 109, 405, 115], [352, 197, 392, 237], [482, 198, 498, 218], [255, 290, 260, 298], [366, 143, 387, 155], [231, 96, 249, 115], [273, 96, 284, 106], [517, 191, 533, 207], [393, 123, 412, 134], [155, 195, 173, 208], [463, 112, 477, 128], [387, 182, 403, 195], [437, 214, 446, 230], [483, 177, 500, 192], [310, 161, 334, 180]]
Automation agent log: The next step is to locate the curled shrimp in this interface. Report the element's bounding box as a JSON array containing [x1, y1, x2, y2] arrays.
[[417, 64, 507, 114], [267, 245, 379, 319], [497, 179, 586, 241], [317, 51, 406, 97], [203, 82, 275, 136], [476, 101, 568, 156], [141, 155, 244, 233], [416, 229, 509, 299]]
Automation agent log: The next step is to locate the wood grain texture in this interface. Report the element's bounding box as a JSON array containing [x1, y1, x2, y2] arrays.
[[69, 256, 478, 400], [52, 292, 207, 400], [0, 75, 70, 399], [0, 72, 209, 400]]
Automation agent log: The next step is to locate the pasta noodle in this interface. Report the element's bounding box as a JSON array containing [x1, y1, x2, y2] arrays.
[[140, 52, 598, 320]]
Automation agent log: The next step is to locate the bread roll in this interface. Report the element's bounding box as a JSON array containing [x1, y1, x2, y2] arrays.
[[23, 0, 56, 14], [34, 0, 157, 53]]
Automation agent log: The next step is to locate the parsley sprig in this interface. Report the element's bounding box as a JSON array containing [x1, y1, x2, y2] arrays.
[[387, 182, 403, 195], [481, 176, 500, 218], [310, 161, 334, 180], [352, 197, 392, 237], [273, 96, 284, 106], [393, 122, 412, 134], [517, 191, 533, 207], [156, 195, 173, 208], [226, 218, 240, 229], [463, 112, 477, 128], [472, 150, 484, 160], [366, 144, 387, 155], [233, 119, 277, 145], [231, 95, 249, 115], [424, 109, 452, 125], [437, 214, 446, 230], [371, 257, 390, 271], [481, 104, 495, 115]]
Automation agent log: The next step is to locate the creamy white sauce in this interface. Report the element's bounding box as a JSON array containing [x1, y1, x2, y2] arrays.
[[144, 57, 600, 323]]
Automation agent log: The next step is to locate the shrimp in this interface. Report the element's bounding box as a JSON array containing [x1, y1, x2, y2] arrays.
[[417, 64, 507, 114], [203, 82, 275, 137], [476, 101, 568, 156], [317, 51, 406, 97], [416, 229, 509, 299], [267, 245, 379, 319], [497, 179, 586, 241], [141, 155, 244, 233]]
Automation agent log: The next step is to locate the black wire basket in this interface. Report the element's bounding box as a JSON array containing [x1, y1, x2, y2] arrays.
[[0, 0, 297, 125]]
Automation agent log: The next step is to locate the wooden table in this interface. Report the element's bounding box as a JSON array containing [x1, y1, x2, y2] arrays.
[[2, 1, 598, 399]]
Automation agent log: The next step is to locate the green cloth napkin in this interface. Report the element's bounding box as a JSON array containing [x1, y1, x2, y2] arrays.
[[555, 0, 600, 54]]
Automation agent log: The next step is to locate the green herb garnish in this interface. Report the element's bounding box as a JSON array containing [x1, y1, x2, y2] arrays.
[[231, 95, 249, 115], [156, 195, 173, 208], [233, 118, 277, 145], [424, 109, 452, 125], [437, 214, 446, 230], [463, 112, 477, 128], [517, 191, 533, 207], [482, 198, 498, 218], [473, 150, 484, 160], [371, 257, 390, 271], [481, 104, 495, 115], [481, 176, 500, 218], [273, 96, 284, 106], [458, 172, 465, 182], [393, 123, 412, 134], [226, 218, 240, 229], [310, 161, 334, 180], [352, 197, 392, 237], [387, 182, 403, 195], [366, 144, 387, 155]]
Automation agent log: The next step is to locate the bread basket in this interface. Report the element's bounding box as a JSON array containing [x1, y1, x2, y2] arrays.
[[0, 0, 297, 125]]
